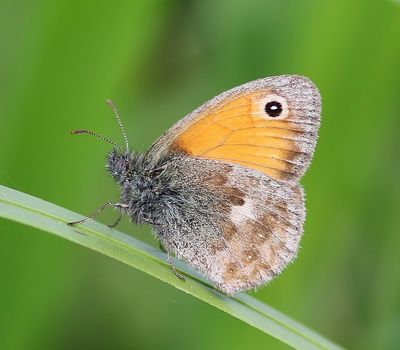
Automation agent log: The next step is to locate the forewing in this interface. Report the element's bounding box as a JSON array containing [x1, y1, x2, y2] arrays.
[[149, 75, 321, 183]]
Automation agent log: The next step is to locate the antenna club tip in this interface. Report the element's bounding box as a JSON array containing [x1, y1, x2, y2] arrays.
[[70, 129, 84, 135], [106, 99, 114, 106]]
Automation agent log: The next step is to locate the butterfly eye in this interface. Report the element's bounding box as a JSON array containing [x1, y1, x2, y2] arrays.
[[264, 101, 282, 117]]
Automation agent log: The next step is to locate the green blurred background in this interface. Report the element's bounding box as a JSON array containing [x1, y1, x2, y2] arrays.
[[1, 0, 399, 349]]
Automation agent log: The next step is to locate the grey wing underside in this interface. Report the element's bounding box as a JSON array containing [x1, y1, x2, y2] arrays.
[[155, 158, 305, 294]]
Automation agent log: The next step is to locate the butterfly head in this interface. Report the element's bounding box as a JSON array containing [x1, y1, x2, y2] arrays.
[[106, 148, 134, 185]]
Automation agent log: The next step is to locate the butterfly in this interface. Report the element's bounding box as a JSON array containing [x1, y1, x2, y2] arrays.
[[68, 75, 321, 295]]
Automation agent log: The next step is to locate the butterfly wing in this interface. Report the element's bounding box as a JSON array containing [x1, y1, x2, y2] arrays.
[[155, 157, 305, 294], [149, 75, 321, 183], [147, 75, 320, 293]]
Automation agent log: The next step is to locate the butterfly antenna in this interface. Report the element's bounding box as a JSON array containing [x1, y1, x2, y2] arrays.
[[106, 99, 130, 151], [70, 129, 124, 152]]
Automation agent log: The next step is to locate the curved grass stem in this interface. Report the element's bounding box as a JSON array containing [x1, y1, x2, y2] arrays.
[[0, 185, 344, 350]]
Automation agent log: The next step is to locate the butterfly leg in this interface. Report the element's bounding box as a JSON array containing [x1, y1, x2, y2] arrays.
[[108, 213, 122, 228], [68, 202, 128, 226], [167, 252, 185, 281]]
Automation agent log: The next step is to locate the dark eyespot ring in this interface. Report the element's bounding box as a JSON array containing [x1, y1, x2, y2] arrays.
[[264, 101, 283, 117]]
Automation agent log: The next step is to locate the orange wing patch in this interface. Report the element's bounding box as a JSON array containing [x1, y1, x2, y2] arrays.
[[173, 90, 316, 182]]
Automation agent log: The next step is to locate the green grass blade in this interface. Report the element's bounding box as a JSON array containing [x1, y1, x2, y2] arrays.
[[0, 185, 343, 350]]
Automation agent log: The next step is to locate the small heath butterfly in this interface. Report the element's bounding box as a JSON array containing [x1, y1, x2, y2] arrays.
[[68, 75, 321, 295]]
